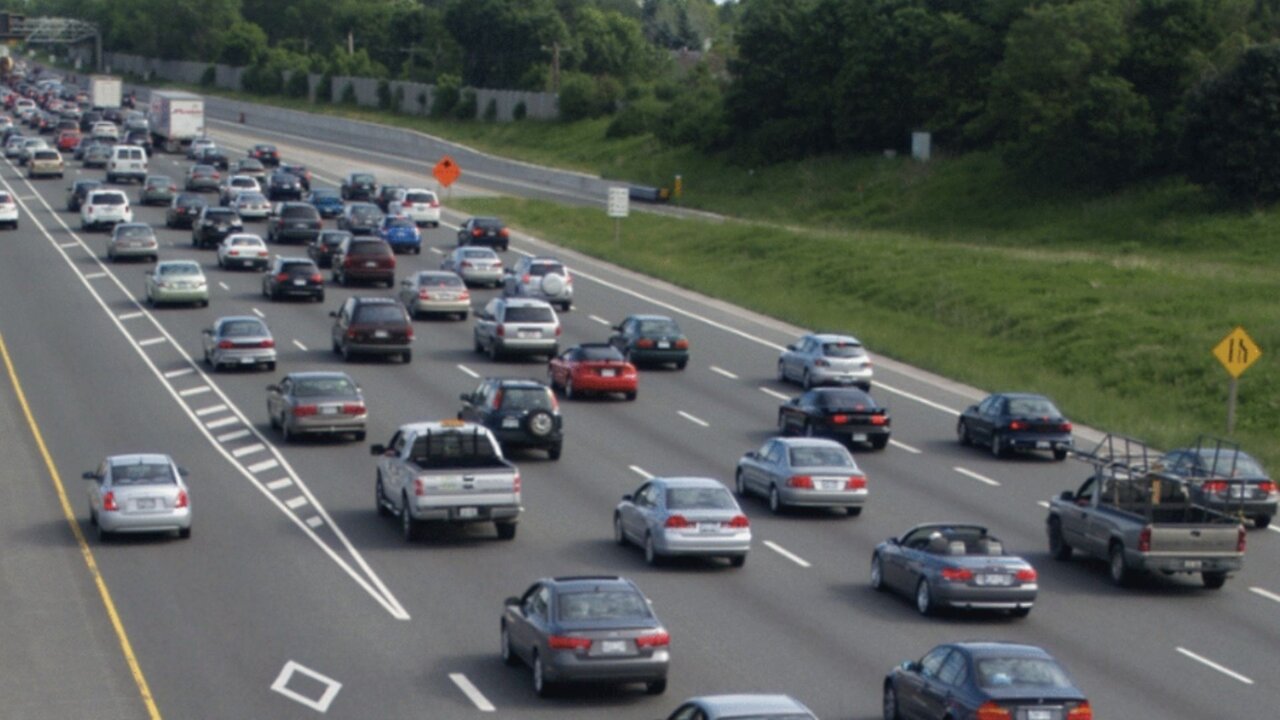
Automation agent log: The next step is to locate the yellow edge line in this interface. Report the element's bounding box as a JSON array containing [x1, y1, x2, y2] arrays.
[[0, 331, 163, 719]]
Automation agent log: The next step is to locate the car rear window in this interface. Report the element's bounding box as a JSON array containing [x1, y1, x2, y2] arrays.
[[222, 320, 267, 337], [503, 306, 555, 323], [498, 387, 553, 411], [822, 342, 864, 358], [638, 319, 679, 335], [118, 149, 142, 159], [462, 249, 496, 259], [578, 345, 623, 361], [350, 206, 380, 221], [349, 240, 391, 256], [282, 261, 318, 275], [232, 177, 256, 187], [527, 262, 564, 277], [146, 177, 171, 186], [160, 263, 201, 276], [115, 225, 154, 240], [405, 191, 436, 203], [205, 209, 237, 220], [975, 657, 1074, 690], [176, 195, 205, 208], [556, 591, 650, 621], [410, 430, 498, 468], [352, 173, 375, 184], [91, 193, 126, 205], [385, 216, 414, 228], [33, 150, 58, 159], [294, 377, 357, 398], [475, 217, 503, 229], [237, 193, 267, 204], [816, 390, 874, 409], [353, 304, 405, 324], [319, 231, 350, 246], [417, 273, 463, 287], [0, 193, 10, 203], [789, 446, 855, 468], [666, 486, 737, 510], [282, 205, 320, 220], [312, 190, 339, 200], [110, 461, 174, 485], [1193, 451, 1266, 477], [230, 236, 262, 246]]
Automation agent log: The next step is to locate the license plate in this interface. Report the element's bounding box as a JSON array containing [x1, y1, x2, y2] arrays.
[[1184, 560, 1202, 569], [136, 499, 155, 510], [457, 507, 478, 519], [601, 369, 617, 377], [293, 222, 307, 228], [321, 406, 339, 415], [821, 480, 841, 490], [502, 417, 519, 429], [657, 341, 670, 349], [599, 640, 627, 654], [293, 279, 306, 286], [365, 261, 377, 267], [852, 433, 867, 441], [1028, 711, 1053, 720], [979, 574, 1012, 586], [697, 522, 719, 533], [240, 357, 256, 364], [518, 331, 538, 339], [1036, 441, 1050, 449], [374, 330, 389, 339]]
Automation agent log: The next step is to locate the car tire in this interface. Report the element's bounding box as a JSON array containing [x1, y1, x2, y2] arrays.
[[644, 533, 661, 566], [625, 390, 636, 401], [776, 360, 787, 382], [1108, 542, 1131, 587], [495, 522, 517, 540], [803, 421, 817, 438], [676, 359, 687, 370], [734, 469, 748, 497], [870, 555, 885, 591], [846, 506, 862, 517], [488, 341, 500, 361], [1202, 571, 1228, 590], [1048, 518, 1073, 561], [1053, 447, 1068, 461], [614, 514, 628, 546], [564, 377, 575, 399], [957, 420, 972, 446], [269, 412, 280, 430], [991, 433, 1005, 458], [778, 411, 790, 435], [1257, 515, 1272, 529], [280, 417, 293, 443], [768, 485, 783, 514], [915, 579, 935, 616], [1011, 606, 1031, 618], [501, 624, 519, 667], [97, 522, 112, 543], [354, 431, 366, 442], [547, 444, 562, 461], [178, 527, 191, 540], [646, 679, 667, 695], [401, 349, 412, 364], [341, 343, 353, 362], [266, 361, 275, 371], [532, 652, 553, 697], [870, 436, 889, 451], [802, 369, 813, 390], [401, 498, 422, 542], [883, 683, 902, 720]]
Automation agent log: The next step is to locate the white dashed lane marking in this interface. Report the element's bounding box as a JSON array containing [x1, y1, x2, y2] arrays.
[[589, 314, 611, 326], [889, 439, 921, 454], [953, 466, 1000, 487], [305, 516, 324, 529], [118, 311, 144, 321], [764, 540, 811, 568], [292, 339, 307, 351], [231, 443, 266, 458], [449, 673, 496, 712], [457, 364, 479, 378], [178, 385, 211, 397], [677, 410, 709, 427], [759, 386, 791, 401], [84, 271, 106, 280], [266, 478, 293, 491], [1249, 586, 1280, 604], [247, 459, 280, 474], [137, 336, 166, 347], [251, 307, 265, 318], [1175, 647, 1254, 684], [205, 417, 238, 429], [629, 465, 653, 479], [217, 429, 251, 442], [710, 366, 739, 379], [163, 368, 194, 378], [285, 496, 309, 510], [218, 281, 230, 291], [195, 404, 228, 417]]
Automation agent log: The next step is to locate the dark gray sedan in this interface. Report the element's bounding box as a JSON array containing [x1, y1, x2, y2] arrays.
[[266, 371, 367, 442], [871, 523, 1037, 617], [501, 576, 669, 697], [139, 175, 176, 205], [735, 436, 867, 515], [201, 316, 277, 372]]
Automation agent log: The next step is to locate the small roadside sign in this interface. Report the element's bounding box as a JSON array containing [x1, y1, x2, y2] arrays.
[[607, 187, 629, 218], [1213, 326, 1261, 379], [433, 156, 460, 188]]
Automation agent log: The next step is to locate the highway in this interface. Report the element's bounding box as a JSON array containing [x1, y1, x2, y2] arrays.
[[1, 111, 1278, 719]]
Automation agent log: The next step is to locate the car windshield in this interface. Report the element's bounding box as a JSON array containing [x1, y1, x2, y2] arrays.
[[293, 377, 358, 398], [353, 305, 404, 324], [822, 342, 863, 358], [816, 390, 874, 409], [418, 273, 463, 287], [578, 345, 623, 361], [666, 486, 737, 510], [975, 657, 1075, 690], [160, 263, 200, 276], [1006, 397, 1060, 416], [222, 320, 267, 337], [556, 590, 650, 621], [1193, 450, 1267, 477], [789, 446, 855, 467], [638, 319, 679, 335], [109, 461, 174, 486], [115, 226, 154, 240], [385, 216, 414, 228], [503, 306, 554, 323], [352, 173, 374, 184], [499, 388, 553, 411]]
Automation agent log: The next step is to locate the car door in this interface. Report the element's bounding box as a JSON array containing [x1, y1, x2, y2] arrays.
[[86, 459, 107, 515], [459, 382, 488, 424], [508, 583, 542, 662], [332, 298, 353, 348], [476, 300, 500, 348], [977, 396, 1004, 444], [398, 275, 417, 308], [379, 431, 410, 507], [754, 441, 785, 495], [739, 440, 772, 493], [549, 348, 573, 387], [898, 647, 950, 720], [621, 482, 652, 541], [922, 649, 968, 718], [1060, 476, 1098, 551], [267, 377, 290, 420]]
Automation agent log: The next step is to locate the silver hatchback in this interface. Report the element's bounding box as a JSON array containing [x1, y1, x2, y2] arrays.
[[442, 246, 504, 287], [735, 437, 868, 515], [83, 454, 192, 541], [201, 316, 277, 371], [777, 333, 873, 390], [106, 222, 158, 263], [614, 477, 751, 567], [473, 297, 561, 360], [267, 371, 368, 442]]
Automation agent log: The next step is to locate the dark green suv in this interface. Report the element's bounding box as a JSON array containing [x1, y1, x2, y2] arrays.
[[458, 378, 564, 460]]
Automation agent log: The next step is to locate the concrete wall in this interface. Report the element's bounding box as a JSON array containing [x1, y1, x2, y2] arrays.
[[103, 52, 557, 121]]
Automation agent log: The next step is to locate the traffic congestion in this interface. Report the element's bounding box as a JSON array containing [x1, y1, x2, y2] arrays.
[[1, 67, 1277, 720]]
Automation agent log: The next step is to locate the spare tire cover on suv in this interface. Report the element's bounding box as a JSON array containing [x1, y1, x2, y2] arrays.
[[540, 273, 566, 297], [524, 410, 554, 437]]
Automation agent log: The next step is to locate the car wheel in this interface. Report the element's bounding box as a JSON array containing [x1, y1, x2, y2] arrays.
[[778, 411, 790, 435], [802, 369, 813, 390], [625, 390, 637, 401], [613, 514, 627, 546], [870, 555, 885, 591], [341, 343, 353, 362], [991, 433, 1005, 458], [1011, 606, 1031, 618], [777, 360, 787, 382], [266, 361, 275, 371], [269, 411, 280, 429], [644, 533, 660, 566], [883, 683, 902, 720], [495, 521, 517, 540], [803, 421, 817, 438], [768, 485, 783, 514], [280, 416, 293, 442], [1048, 518, 1073, 561], [915, 579, 935, 616], [97, 522, 112, 543], [501, 624, 519, 667], [1256, 515, 1272, 529], [178, 527, 191, 539], [532, 652, 552, 697], [401, 498, 422, 542], [88, 506, 97, 526], [547, 444, 562, 461], [676, 359, 687, 370], [401, 349, 412, 364], [1202, 571, 1228, 590], [729, 554, 746, 568], [957, 419, 972, 446], [1053, 447, 1069, 461], [1108, 543, 1131, 587], [646, 679, 667, 695], [734, 469, 748, 497], [354, 431, 366, 442], [870, 436, 889, 451], [846, 506, 863, 517], [487, 341, 500, 361]]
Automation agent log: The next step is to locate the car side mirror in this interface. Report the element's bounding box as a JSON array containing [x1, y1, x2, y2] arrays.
[[1059, 490, 1074, 501], [503, 267, 514, 274], [201, 328, 212, 335], [622, 494, 633, 502], [266, 384, 279, 393], [744, 451, 757, 459], [504, 596, 521, 607], [460, 393, 472, 403], [81, 471, 98, 481], [328, 311, 338, 318], [786, 343, 797, 351], [901, 660, 920, 673], [888, 536, 900, 545], [369, 444, 386, 455]]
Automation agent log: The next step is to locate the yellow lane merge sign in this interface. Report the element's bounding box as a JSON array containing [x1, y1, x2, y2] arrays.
[[1213, 326, 1261, 378]]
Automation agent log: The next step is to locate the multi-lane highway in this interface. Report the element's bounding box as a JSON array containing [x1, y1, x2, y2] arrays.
[[1, 109, 1278, 719]]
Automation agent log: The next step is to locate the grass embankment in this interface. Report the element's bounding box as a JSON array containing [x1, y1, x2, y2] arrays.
[[107, 77, 1278, 464]]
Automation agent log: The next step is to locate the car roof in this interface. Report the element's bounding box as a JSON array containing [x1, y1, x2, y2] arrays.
[[87, 189, 126, 198], [215, 315, 266, 325], [905, 522, 989, 536], [105, 453, 173, 466], [991, 392, 1052, 401], [951, 642, 1053, 659], [626, 314, 675, 322], [573, 342, 615, 350], [157, 260, 201, 269], [774, 437, 850, 450], [499, 297, 554, 308], [277, 256, 313, 264], [652, 476, 725, 489], [352, 296, 398, 305], [398, 420, 487, 436], [486, 377, 551, 389], [547, 575, 634, 592], [807, 333, 862, 344], [283, 371, 355, 382], [226, 233, 263, 241], [692, 695, 814, 716]]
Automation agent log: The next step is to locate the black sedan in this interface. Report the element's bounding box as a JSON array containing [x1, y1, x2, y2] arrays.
[[884, 642, 1091, 720], [957, 392, 1073, 460], [340, 171, 377, 201], [1158, 441, 1277, 528], [871, 523, 1037, 617], [66, 179, 102, 212], [608, 314, 689, 369], [265, 171, 303, 201], [777, 388, 890, 450], [195, 145, 230, 171], [249, 143, 280, 166], [166, 192, 208, 229], [191, 207, 244, 249], [337, 202, 382, 235]]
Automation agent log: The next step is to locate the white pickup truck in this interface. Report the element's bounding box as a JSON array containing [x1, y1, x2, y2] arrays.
[[372, 420, 521, 542]]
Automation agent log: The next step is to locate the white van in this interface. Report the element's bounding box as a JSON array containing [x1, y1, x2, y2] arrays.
[[106, 145, 148, 184]]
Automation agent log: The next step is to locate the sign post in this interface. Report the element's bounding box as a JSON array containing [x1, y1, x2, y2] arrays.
[[433, 155, 461, 203], [1212, 326, 1261, 434], [607, 186, 629, 243]]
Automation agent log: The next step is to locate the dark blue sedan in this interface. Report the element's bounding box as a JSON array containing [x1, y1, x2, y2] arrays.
[[957, 392, 1073, 460], [307, 189, 344, 218], [377, 214, 422, 254], [884, 642, 1092, 720]]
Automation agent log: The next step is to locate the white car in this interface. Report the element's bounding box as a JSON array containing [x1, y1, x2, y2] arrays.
[[219, 175, 260, 206], [397, 188, 441, 227], [216, 233, 269, 270], [90, 121, 119, 140], [0, 190, 19, 229], [187, 137, 216, 159], [231, 191, 271, 220], [80, 189, 133, 231]]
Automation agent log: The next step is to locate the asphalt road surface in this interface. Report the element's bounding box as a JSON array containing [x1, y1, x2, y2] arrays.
[[0, 119, 1277, 719]]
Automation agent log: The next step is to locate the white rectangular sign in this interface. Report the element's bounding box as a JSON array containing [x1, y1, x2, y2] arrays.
[[607, 187, 629, 218]]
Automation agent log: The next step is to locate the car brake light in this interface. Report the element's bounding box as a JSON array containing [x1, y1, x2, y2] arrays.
[[429, 200, 439, 208], [492, 389, 503, 408], [548, 635, 592, 651], [341, 403, 365, 415], [1203, 480, 1229, 495], [217, 340, 234, 349], [521, 274, 531, 283], [402, 200, 412, 208], [846, 475, 867, 490], [1060, 421, 1073, 432], [413, 478, 425, 496], [727, 514, 749, 528], [499, 228, 509, 237], [1238, 525, 1247, 553], [1065, 702, 1093, 720], [635, 630, 670, 648], [458, 290, 470, 300], [175, 490, 189, 509], [1009, 420, 1026, 431], [460, 260, 472, 268], [831, 414, 848, 424], [212, 172, 220, 179], [555, 326, 562, 336], [1138, 525, 1152, 553], [674, 339, 689, 350], [169, 185, 177, 192], [870, 414, 888, 425], [941, 567, 974, 582], [664, 514, 691, 528], [787, 475, 814, 489], [293, 404, 318, 417], [814, 359, 830, 368], [976, 703, 1012, 720], [513, 472, 521, 494], [418, 289, 431, 300], [496, 325, 505, 337], [471, 228, 482, 237], [102, 491, 119, 512], [1260, 481, 1278, 495], [275, 272, 289, 282], [309, 273, 323, 283], [260, 339, 275, 348], [344, 256, 355, 267], [1015, 568, 1038, 582], [636, 338, 654, 349]]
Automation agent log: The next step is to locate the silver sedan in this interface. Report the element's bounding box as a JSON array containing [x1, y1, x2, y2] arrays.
[[201, 316, 277, 371], [441, 246, 504, 287], [83, 454, 192, 541], [106, 222, 158, 263], [267, 371, 368, 442], [664, 695, 817, 720], [614, 477, 750, 567], [398, 270, 471, 320], [777, 333, 873, 390], [735, 436, 868, 515], [231, 190, 271, 220]]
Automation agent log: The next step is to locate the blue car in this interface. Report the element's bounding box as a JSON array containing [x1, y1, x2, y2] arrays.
[[378, 214, 422, 254], [307, 189, 345, 218]]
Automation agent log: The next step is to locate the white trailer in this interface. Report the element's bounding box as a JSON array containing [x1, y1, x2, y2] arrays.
[[148, 90, 205, 153], [88, 75, 122, 109]]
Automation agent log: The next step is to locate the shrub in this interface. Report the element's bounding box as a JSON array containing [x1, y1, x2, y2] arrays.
[[340, 81, 357, 106], [455, 89, 478, 120], [483, 97, 498, 121], [285, 70, 309, 99], [606, 95, 665, 138], [432, 74, 461, 117], [241, 63, 282, 96], [393, 85, 405, 113], [199, 65, 216, 88], [376, 79, 393, 110], [417, 90, 429, 113], [558, 73, 605, 121], [513, 100, 528, 121], [316, 72, 334, 103]]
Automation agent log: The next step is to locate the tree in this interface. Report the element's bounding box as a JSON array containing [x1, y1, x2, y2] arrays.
[[444, 0, 567, 88], [219, 20, 269, 67], [569, 7, 652, 80]]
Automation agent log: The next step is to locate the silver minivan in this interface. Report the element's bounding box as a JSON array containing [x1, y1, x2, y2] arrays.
[[473, 297, 561, 360], [106, 145, 148, 184]]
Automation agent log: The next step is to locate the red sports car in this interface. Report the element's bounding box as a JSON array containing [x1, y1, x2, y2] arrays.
[[548, 343, 638, 400]]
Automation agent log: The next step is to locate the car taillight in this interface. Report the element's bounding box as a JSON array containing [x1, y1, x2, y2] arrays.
[[471, 228, 482, 237], [636, 338, 654, 349], [169, 185, 177, 192], [309, 273, 323, 283], [1065, 702, 1093, 720], [275, 272, 289, 282], [554, 326, 562, 336], [727, 514, 749, 528], [340, 403, 365, 415], [346, 329, 358, 338], [405, 327, 414, 341], [212, 172, 220, 179], [102, 491, 119, 512], [521, 274, 531, 283], [293, 404, 318, 417], [458, 289, 470, 300], [259, 339, 275, 348], [513, 472, 521, 494], [635, 631, 670, 648], [1138, 525, 1152, 553], [1009, 420, 1026, 431], [870, 414, 888, 425], [831, 414, 848, 424], [1260, 481, 1278, 495], [814, 358, 830, 367], [1203, 480, 1229, 495], [548, 635, 592, 651], [429, 200, 439, 208], [1060, 421, 1073, 432], [492, 389, 503, 408], [674, 338, 689, 349], [418, 289, 431, 300], [344, 256, 355, 267], [846, 475, 867, 490], [976, 703, 1012, 720], [941, 567, 974, 582], [413, 478, 425, 496], [664, 514, 691, 528], [787, 475, 814, 489], [216, 340, 234, 349], [460, 260, 473, 268], [499, 228, 509, 237], [402, 200, 412, 208], [1015, 568, 1038, 583], [175, 490, 189, 509], [496, 325, 505, 337], [1238, 525, 1247, 553]]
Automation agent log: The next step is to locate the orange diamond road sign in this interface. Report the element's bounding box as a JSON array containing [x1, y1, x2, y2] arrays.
[[433, 156, 460, 187], [1213, 326, 1261, 379]]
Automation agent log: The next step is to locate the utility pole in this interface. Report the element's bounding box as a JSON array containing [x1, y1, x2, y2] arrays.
[[347, 30, 354, 56], [551, 41, 560, 93]]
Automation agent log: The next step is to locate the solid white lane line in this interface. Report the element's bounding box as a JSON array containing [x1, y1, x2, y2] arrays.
[[251, 307, 265, 318], [163, 368, 194, 378], [218, 281, 230, 291], [247, 459, 280, 474], [1249, 586, 1280, 604], [217, 429, 251, 442], [1268, 525, 1280, 535], [678, 410, 709, 427], [589, 314, 611, 325], [759, 386, 791, 401], [58, 241, 77, 248], [764, 540, 812, 568], [449, 673, 496, 712], [266, 478, 294, 491], [305, 516, 324, 529], [285, 496, 309, 510], [457, 364, 479, 378], [205, 417, 238, 429], [195, 404, 228, 417], [292, 339, 307, 351], [1175, 647, 1254, 684], [178, 385, 211, 397], [231, 443, 266, 458], [117, 311, 144, 321], [83, 271, 106, 279], [710, 365, 739, 379], [629, 465, 653, 479], [137, 336, 166, 347], [954, 466, 1000, 487], [889, 439, 921, 454]]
